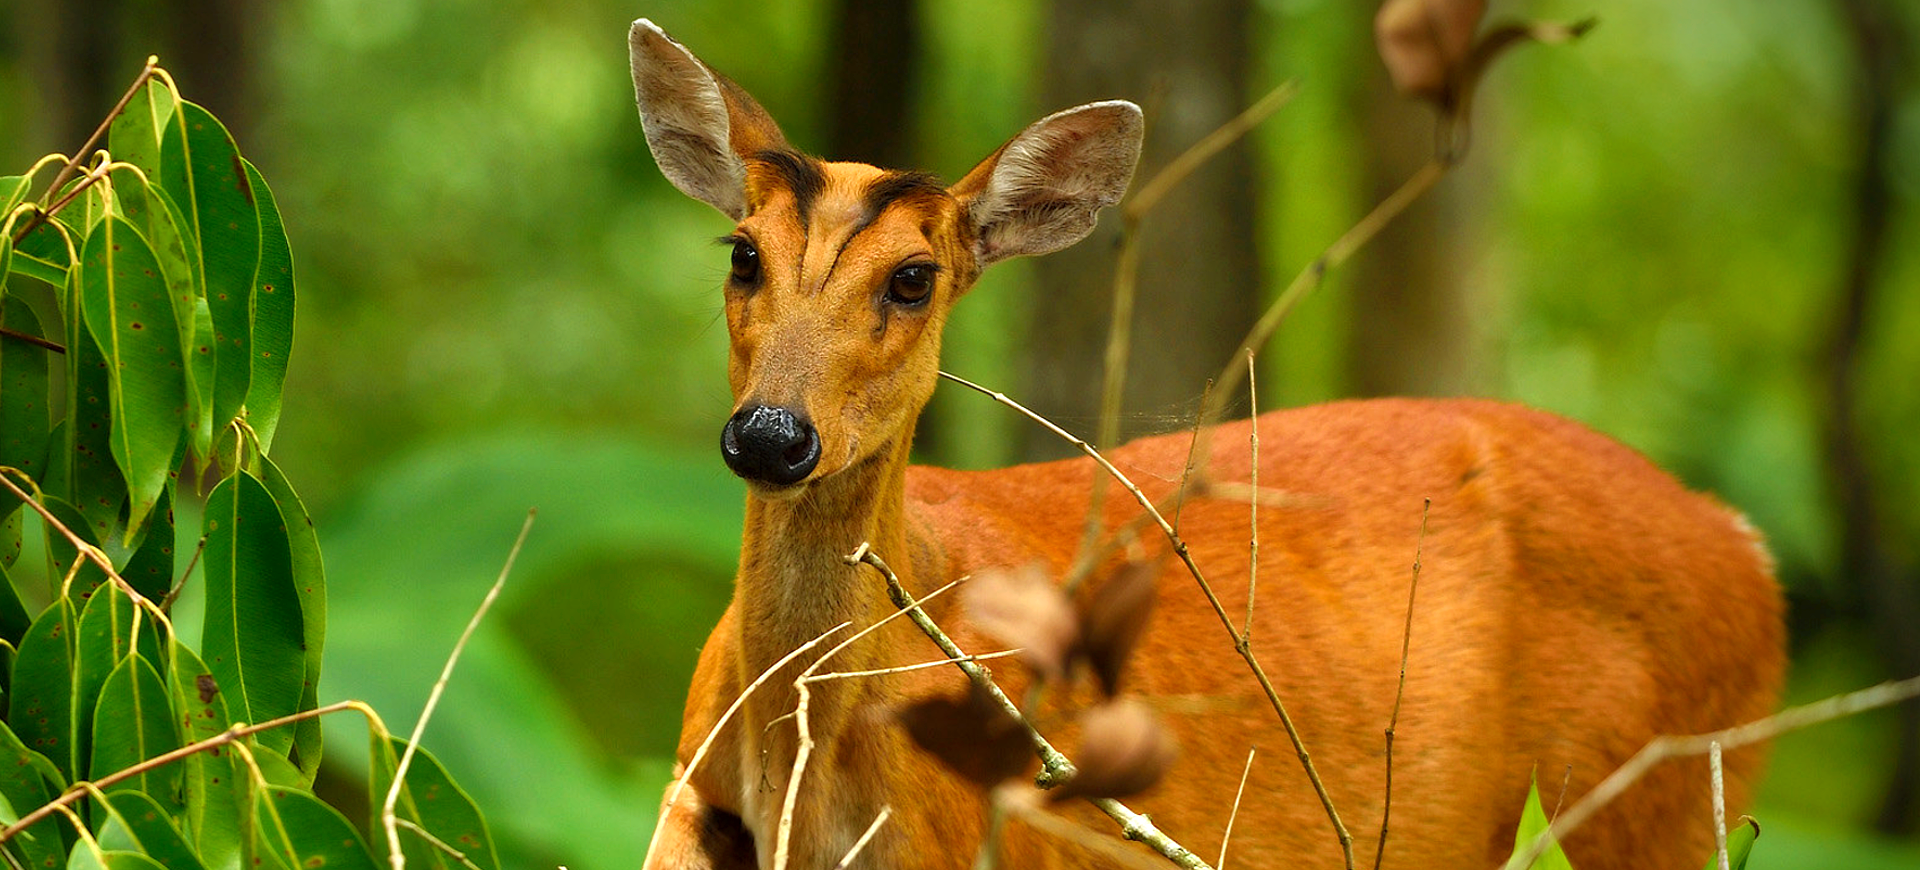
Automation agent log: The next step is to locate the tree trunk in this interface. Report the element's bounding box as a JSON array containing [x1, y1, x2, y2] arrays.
[[1021, 0, 1262, 460], [1832, 0, 1920, 836]]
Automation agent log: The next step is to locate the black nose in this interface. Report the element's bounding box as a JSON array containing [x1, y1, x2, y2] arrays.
[[721, 405, 821, 486]]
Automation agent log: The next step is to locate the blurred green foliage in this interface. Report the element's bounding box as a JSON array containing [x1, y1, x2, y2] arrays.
[[6, 0, 1918, 867]]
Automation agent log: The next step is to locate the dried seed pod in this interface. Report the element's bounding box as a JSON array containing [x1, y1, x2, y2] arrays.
[[965, 564, 1079, 683], [897, 685, 1033, 789], [1079, 561, 1157, 696], [1050, 699, 1177, 803], [1375, 0, 1488, 102]]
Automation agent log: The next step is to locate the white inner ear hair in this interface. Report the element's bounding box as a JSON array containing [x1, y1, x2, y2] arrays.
[[632, 26, 747, 218]]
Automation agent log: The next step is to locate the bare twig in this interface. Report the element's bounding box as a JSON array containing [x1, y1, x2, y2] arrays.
[[0, 699, 372, 843], [1218, 748, 1256, 870], [1004, 796, 1189, 870], [1172, 379, 1215, 533], [32, 57, 158, 211], [0, 328, 64, 354], [849, 544, 1214, 870], [382, 509, 536, 870], [1244, 352, 1259, 641], [1374, 499, 1429, 870], [775, 576, 971, 870], [395, 819, 486, 870], [806, 650, 1022, 684], [0, 467, 175, 638], [1509, 675, 1920, 869], [936, 373, 1353, 867], [1710, 741, 1729, 870], [162, 536, 209, 613], [640, 624, 853, 870], [833, 807, 892, 870]]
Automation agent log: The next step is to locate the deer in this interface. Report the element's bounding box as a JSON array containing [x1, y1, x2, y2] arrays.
[[626, 18, 1786, 870]]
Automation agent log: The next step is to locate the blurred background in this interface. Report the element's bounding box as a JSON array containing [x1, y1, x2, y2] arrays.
[[4, 0, 1918, 867]]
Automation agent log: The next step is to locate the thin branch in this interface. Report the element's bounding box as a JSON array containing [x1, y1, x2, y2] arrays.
[[1375, 499, 1430, 870], [1172, 379, 1214, 533], [162, 536, 209, 613], [805, 650, 1022, 684], [0, 328, 64, 354], [1509, 675, 1920, 869], [849, 544, 1215, 870], [640, 624, 852, 870], [1244, 351, 1258, 641], [395, 819, 487, 870], [0, 699, 370, 843], [1003, 797, 1183, 870], [0, 468, 174, 638], [1218, 748, 1256, 870], [936, 373, 1354, 867], [774, 576, 971, 870], [1124, 81, 1301, 221], [832, 807, 892, 870], [1710, 741, 1729, 870], [33, 57, 158, 211], [382, 509, 536, 870]]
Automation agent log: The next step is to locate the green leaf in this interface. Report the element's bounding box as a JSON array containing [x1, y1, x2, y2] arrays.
[[200, 473, 302, 753], [158, 102, 257, 444], [254, 786, 379, 870], [168, 642, 246, 870], [112, 170, 201, 426], [1700, 816, 1759, 870], [109, 81, 174, 181], [0, 718, 69, 870], [41, 497, 111, 601], [0, 563, 29, 648], [78, 216, 186, 538], [186, 301, 215, 461], [0, 299, 52, 489], [1504, 773, 1575, 870], [236, 162, 292, 453], [54, 259, 129, 543], [7, 600, 76, 779], [371, 738, 499, 870], [72, 851, 169, 870], [254, 457, 323, 782], [118, 484, 175, 603], [90, 654, 179, 802], [1, 176, 31, 215], [97, 790, 208, 870], [8, 219, 75, 286], [73, 585, 142, 777]]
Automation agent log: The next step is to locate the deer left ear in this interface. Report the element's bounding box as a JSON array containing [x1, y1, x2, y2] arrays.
[[950, 100, 1144, 267], [629, 19, 791, 219]]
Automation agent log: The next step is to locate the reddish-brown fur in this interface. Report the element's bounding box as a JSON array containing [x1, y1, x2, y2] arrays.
[[629, 19, 1785, 870]]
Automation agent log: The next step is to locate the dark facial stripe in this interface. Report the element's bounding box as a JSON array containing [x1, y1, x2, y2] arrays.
[[751, 149, 827, 224], [861, 170, 946, 220]]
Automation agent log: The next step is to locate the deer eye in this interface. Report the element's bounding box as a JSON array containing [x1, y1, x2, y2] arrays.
[[729, 238, 761, 286], [885, 264, 935, 306]]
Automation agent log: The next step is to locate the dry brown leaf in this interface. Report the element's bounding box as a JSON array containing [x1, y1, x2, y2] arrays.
[[964, 564, 1079, 682], [1049, 699, 1178, 803], [897, 685, 1033, 789], [1375, 0, 1488, 102], [1079, 561, 1157, 696]]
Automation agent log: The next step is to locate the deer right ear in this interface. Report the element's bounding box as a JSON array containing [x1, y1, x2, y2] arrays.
[[950, 101, 1144, 267], [629, 19, 790, 219]]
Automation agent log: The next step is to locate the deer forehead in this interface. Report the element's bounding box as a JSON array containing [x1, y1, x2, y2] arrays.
[[740, 157, 959, 298]]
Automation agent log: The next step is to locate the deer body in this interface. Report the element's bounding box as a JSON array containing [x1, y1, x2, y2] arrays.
[[628, 19, 1785, 870]]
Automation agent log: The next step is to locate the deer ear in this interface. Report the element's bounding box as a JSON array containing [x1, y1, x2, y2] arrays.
[[950, 101, 1144, 267], [629, 19, 791, 219]]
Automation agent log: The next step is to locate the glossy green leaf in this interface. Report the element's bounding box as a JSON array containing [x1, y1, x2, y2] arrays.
[[1700, 816, 1759, 870], [42, 497, 110, 603], [78, 216, 186, 537], [158, 101, 257, 443], [0, 564, 27, 649], [7, 601, 77, 779], [255, 457, 323, 781], [98, 790, 207, 870], [371, 737, 499, 870], [108, 80, 174, 181], [0, 299, 51, 488], [8, 219, 74, 286], [236, 162, 292, 453], [201, 472, 302, 753], [90, 654, 179, 802], [111, 170, 200, 401], [71, 851, 169, 870], [0, 176, 30, 215], [0, 718, 68, 870], [168, 642, 246, 870], [73, 584, 141, 776], [185, 301, 215, 461], [1, 510, 19, 570], [1504, 774, 1575, 870], [251, 747, 301, 789], [118, 484, 175, 603], [55, 260, 129, 543], [254, 786, 378, 870]]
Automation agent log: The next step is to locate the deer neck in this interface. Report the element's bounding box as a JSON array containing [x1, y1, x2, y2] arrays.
[[735, 427, 921, 690]]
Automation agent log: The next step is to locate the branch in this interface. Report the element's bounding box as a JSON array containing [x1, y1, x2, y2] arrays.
[[1374, 499, 1429, 870], [1508, 675, 1920, 869], [0, 699, 372, 843], [848, 544, 1214, 870], [0, 328, 64, 354], [382, 509, 536, 870], [1218, 748, 1256, 870], [832, 807, 892, 870]]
